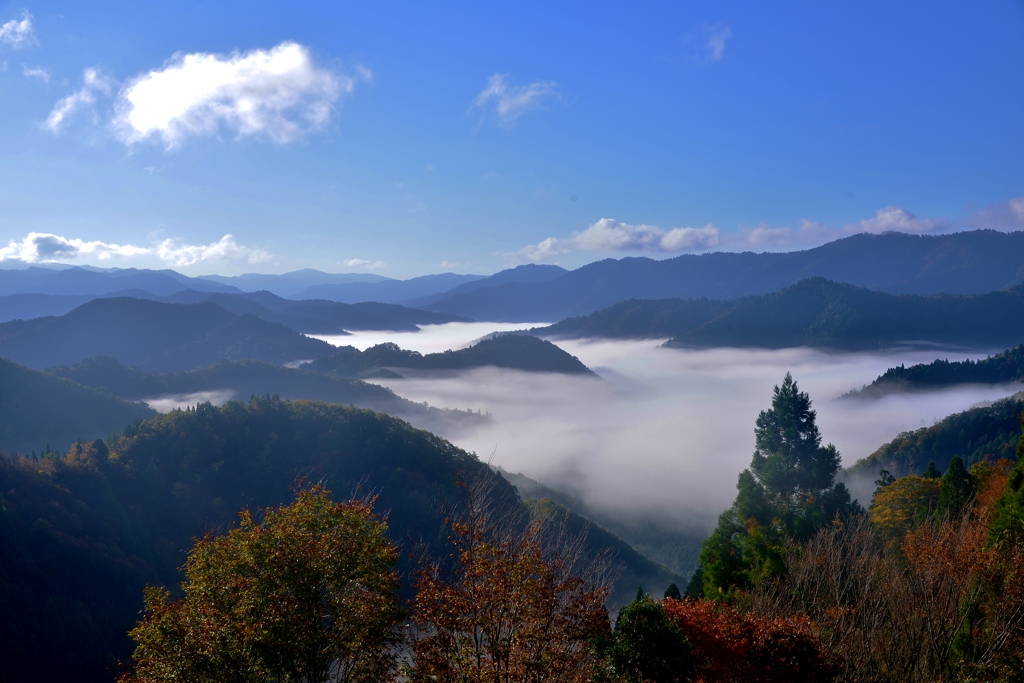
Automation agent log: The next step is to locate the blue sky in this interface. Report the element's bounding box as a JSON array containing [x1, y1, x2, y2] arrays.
[[0, 1, 1022, 277]]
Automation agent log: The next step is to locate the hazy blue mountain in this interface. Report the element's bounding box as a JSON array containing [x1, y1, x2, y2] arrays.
[[46, 355, 486, 438], [845, 345, 1024, 399], [422, 230, 1024, 321], [539, 298, 733, 339], [197, 269, 392, 297], [846, 392, 1024, 479], [293, 272, 486, 303], [304, 334, 596, 378], [408, 264, 569, 307], [0, 357, 155, 454], [665, 278, 1024, 350], [0, 399, 676, 682], [0, 265, 241, 297], [0, 297, 336, 371], [0, 292, 95, 322]]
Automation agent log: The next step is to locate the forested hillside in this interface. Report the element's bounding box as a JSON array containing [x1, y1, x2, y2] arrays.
[[847, 392, 1024, 478], [666, 278, 1024, 349], [0, 399, 677, 683], [305, 334, 595, 378], [0, 297, 335, 371], [0, 357, 154, 454], [849, 344, 1024, 398]]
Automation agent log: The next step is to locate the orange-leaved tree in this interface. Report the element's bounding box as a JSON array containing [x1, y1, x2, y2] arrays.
[[662, 597, 836, 683], [407, 478, 612, 683], [122, 485, 404, 683]]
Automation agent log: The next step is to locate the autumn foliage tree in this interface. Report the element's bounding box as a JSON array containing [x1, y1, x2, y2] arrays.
[[121, 485, 404, 683], [407, 479, 612, 683]]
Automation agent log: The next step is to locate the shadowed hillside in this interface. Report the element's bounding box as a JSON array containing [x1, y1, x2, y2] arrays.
[[305, 334, 596, 378], [0, 297, 336, 371]]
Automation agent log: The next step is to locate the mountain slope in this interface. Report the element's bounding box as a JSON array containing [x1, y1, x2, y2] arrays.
[[0, 399, 678, 682], [422, 230, 1024, 322], [540, 298, 734, 339], [0, 357, 155, 454], [294, 272, 486, 303], [845, 345, 1024, 398], [305, 334, 596, 378], [0, 298, 336, 371], [846, 392, 1024, 479], [0, 265, 241, 297], [408, 264, 569, 307], [665, 278, 1024, 350]]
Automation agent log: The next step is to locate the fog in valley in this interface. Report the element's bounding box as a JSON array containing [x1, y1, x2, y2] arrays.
[[347, 325, 1019, 534]]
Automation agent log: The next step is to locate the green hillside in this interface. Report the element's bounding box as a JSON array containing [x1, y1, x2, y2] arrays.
[[849, 344, 1024, 398], [0, 356, 154, 454], [305, 333, 596, 378], [847, 392, 1024, 478], [0, 399, 677, 683]]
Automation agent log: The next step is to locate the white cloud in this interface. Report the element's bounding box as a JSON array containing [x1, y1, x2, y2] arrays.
[[22, 64, 49, 82], [45, 68, 112, 132], [155, 235, 270, 267], [968, 196, 1024, 231], [341, 258, 386, 271], [0, 232, 270, 267], [473, 73, 562, 127], [0, 232, 149, 263], [514, 218, 720, 263], [0, 11, 36, 49], [112, 41, 347, 148], [704, 23, 732, 61], [440, 260, 459, 269], [853, 206, 945, 234]]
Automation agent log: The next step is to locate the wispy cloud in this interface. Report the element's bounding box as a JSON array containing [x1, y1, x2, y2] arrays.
[[473, 73, 563, 127], [0, 232, 270, 267], [513, 218, 720, 263], [45, 68, 112, 132], [341, 258, 387, 271], [733, 200, 1024, 251], [0, 11, 36, 49], [22, 64, 49, 82], [704, 23, 732, 61]]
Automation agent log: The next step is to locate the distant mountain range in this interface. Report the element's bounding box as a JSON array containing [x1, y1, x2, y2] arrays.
[[0, 297, 335, 371], [305, 334, 595, 379], [423, 230, 1024, 321], [538, 278, 1024, 350], [844, 344, 1024, 399]]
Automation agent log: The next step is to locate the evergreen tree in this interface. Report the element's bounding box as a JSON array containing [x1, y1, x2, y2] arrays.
[[991, 412, 1024, 541], [923, 461, 941, 478], [936, 456, 974, 519], [698, 373, 856, 597], [608, 595, 693, 683], [664, 583, 682, 600]]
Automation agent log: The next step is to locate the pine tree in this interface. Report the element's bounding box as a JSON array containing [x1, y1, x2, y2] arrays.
[[936, 456, 973, 519], [698, 373, 856, 597]]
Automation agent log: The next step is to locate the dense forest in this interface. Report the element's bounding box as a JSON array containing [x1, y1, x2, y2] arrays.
[[847, 392, 1024, 478], [0, 398, 677, 683], [305, 334, 595, 378], [849, 344, 1024, 398]]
